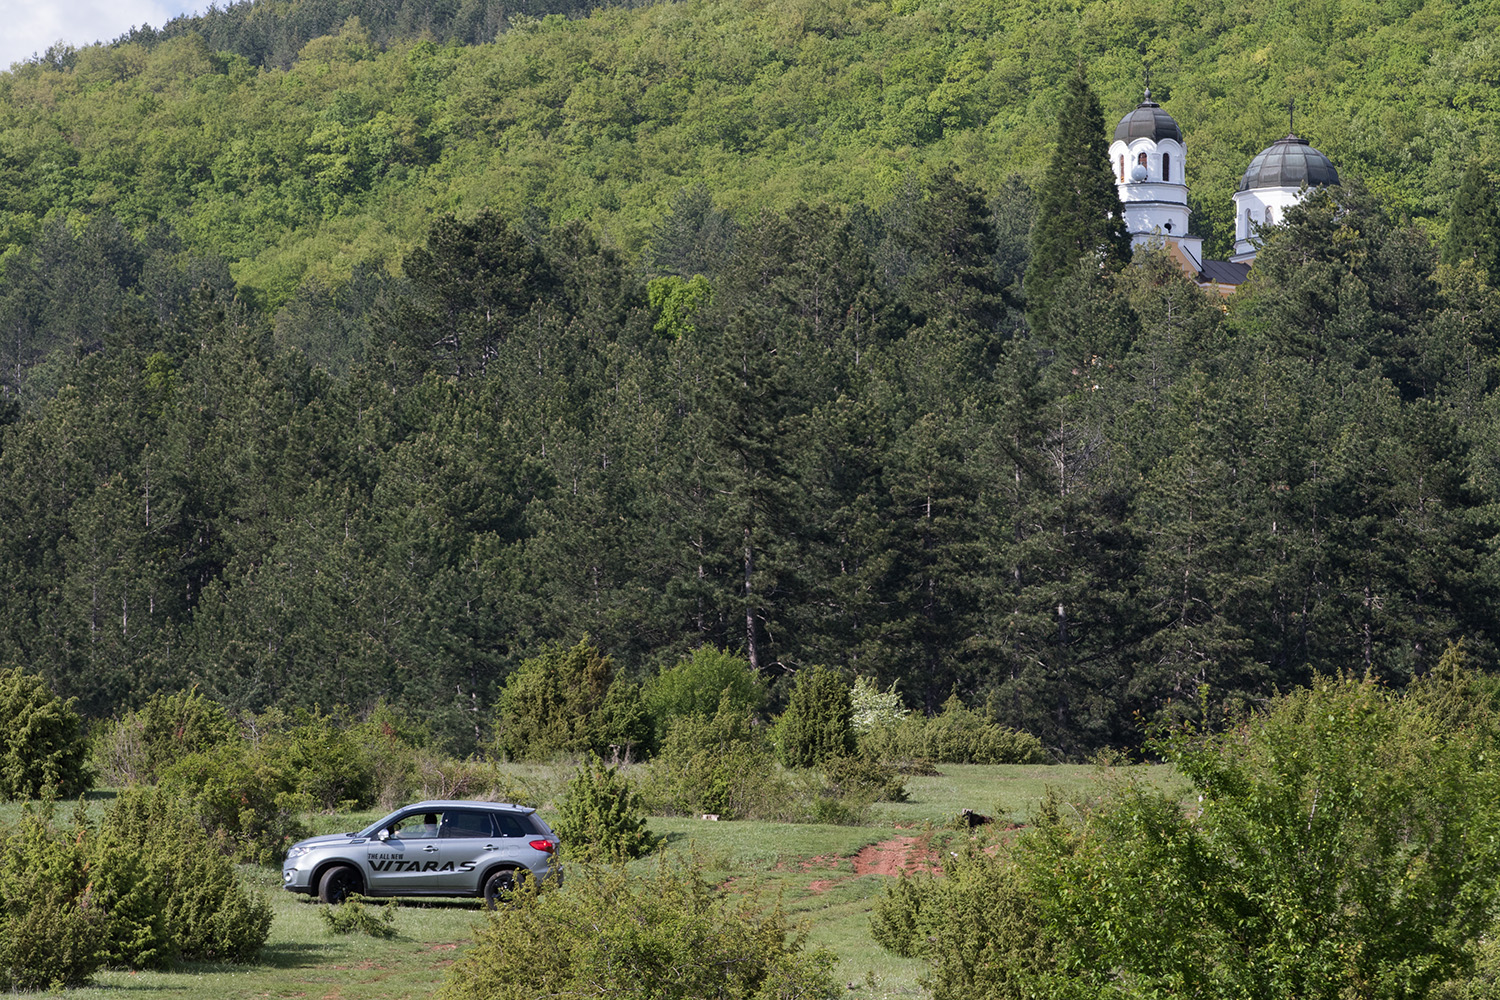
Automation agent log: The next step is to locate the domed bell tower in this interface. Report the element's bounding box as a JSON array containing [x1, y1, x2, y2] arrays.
[[1231, 133, 1341, 263], [1109, 88, 1202, 269]]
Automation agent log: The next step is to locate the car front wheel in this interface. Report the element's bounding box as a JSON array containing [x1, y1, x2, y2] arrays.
[[319, 864, 362, 904]]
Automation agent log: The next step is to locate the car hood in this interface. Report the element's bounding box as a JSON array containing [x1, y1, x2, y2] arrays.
[[287, 832, 369, 852]]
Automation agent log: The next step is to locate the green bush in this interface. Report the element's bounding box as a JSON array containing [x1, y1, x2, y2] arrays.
[[820, 755, 907, 803], [94, 789, 272, 965], [868, 869, 932, 959], [1432, 934, 1500, 1000], [438, 855, 840, 1000], [319, 896, 399, 939], [0, 666, 91, 800], [0, 796, 270, 986], [1003, 676, 1500, 1000], [850, 676, 909, 734], [345, 702, 433, 809], [639, 693, 786, 820], [91, 687, 237, 787], [641, 695, 902, 826], [158, 744, 309, 864], [860, 694, 1046, 765], [553, 753, 652, 862], [869, 844, 1056, 1000], [493, 639, 651, 761], [774, 665, 854, 769], [254, 707, 378, 812], [643, 646, 766, 743], [0, 806, 107, 991]]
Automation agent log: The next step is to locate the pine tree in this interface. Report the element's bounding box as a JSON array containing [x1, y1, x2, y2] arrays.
[[1442, 160, 1500, 281], [1024, 61, 1132, 342]]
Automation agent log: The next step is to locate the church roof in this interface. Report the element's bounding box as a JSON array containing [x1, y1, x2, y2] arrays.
[[1199, 260, 1252, 286], [1113, 89, 1183, 144], [1238, 135, 1340, 191]]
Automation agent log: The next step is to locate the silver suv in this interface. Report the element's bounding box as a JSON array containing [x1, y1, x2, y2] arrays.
[[282, 800, 561, 906]]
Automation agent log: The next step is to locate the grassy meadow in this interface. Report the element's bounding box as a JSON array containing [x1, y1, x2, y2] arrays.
[[4, 762, 1184, 999]]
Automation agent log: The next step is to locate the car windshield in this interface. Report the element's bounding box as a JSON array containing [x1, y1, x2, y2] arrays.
[[358, 809, 409, 839]]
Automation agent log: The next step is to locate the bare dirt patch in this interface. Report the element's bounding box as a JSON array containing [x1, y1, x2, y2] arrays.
[[851, 836, 942, 878], [806, 879, 837, 893]]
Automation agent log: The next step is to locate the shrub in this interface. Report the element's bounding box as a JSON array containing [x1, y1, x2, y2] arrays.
[[319, 896, 399, 939], [493, 639, 650, 761], [553, 753, 652, 861], [774, 665, 854, 768], [869, 844, 1056, 1000], [408, 750, 537, 804], [1007, 676, 1500, 1000], [0, 806, 107, 990], [850, 676, 908, 734], [158, 744, 309, 864], [254, 707, 377, 812], [345, 702, 432, 809], [438, 855, 841, 1000], [91, 687, 236, 787], [643, 647, 766, 743], [860, 694, 1045, 765], [94, 789, 272, 964], [0, 797, 270, 987], [642, 696, 902, 826], [0, 666, 90, 800], [821, 755, 906, 803], [639, 693, 786, 820], [869, 869, 934, 958]]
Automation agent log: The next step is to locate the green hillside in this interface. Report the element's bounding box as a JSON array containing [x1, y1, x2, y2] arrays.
[[3, 0, 1496, 308]]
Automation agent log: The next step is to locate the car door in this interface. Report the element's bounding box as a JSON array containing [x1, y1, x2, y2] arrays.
[[432, 809, 502, 892], [364, 809, 444, 893]]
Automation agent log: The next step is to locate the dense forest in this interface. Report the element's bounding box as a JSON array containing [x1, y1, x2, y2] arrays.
[[1, 0, 1498, 757]]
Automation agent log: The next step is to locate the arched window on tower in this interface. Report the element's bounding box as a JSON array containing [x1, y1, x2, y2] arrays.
[[1162, 152, 1171, 183], [1137, 151, 1148, 169], [1118, 155, 1124, 181]]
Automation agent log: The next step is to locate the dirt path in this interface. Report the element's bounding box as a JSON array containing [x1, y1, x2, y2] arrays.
[[850, 835, 943, 878]]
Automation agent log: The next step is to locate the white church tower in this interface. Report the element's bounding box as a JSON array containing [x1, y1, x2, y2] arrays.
[[1109, 88, 1203, 269], [1230, 133, 1341, 263]]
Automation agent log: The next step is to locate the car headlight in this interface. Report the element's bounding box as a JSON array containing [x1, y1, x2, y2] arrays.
[[285, 846, 312, 861]]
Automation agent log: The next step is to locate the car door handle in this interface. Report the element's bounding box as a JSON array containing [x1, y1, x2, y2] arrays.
[[423, 845, 439, 852], [483, 844, 497, 851]]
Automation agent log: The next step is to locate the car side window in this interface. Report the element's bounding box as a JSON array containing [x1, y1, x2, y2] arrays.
[[391, 812, 440, 840], [494, 814, 528, 838], [440, 810, 496, 839]]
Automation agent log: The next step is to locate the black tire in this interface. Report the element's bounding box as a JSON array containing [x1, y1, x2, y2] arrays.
[[318, 863, 362, 905], [483, 869, 519, 909]]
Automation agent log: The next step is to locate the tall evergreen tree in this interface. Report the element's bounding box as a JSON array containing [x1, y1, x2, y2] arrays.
[[1023, 61, 1132, 342], [378, 210, 556, 384], [1442, 160, 1500, 281]]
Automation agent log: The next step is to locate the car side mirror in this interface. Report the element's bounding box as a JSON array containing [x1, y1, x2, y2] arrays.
[[378, 828, 390, 842]]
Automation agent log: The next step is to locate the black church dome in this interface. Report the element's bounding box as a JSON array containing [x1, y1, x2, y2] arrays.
[[1112, 89, 1184, 144], [1238, 135, 1340, 191]]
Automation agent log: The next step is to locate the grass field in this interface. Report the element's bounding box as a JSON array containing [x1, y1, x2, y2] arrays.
[[7, 762, 1183, 999]]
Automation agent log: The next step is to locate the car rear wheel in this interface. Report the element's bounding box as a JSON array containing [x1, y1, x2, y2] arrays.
[[319, 864, 362, 904], [483, 869, 522, 909]]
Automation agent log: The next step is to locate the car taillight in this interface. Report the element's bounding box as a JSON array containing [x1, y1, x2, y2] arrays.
[[530, 839, 556, 853]]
